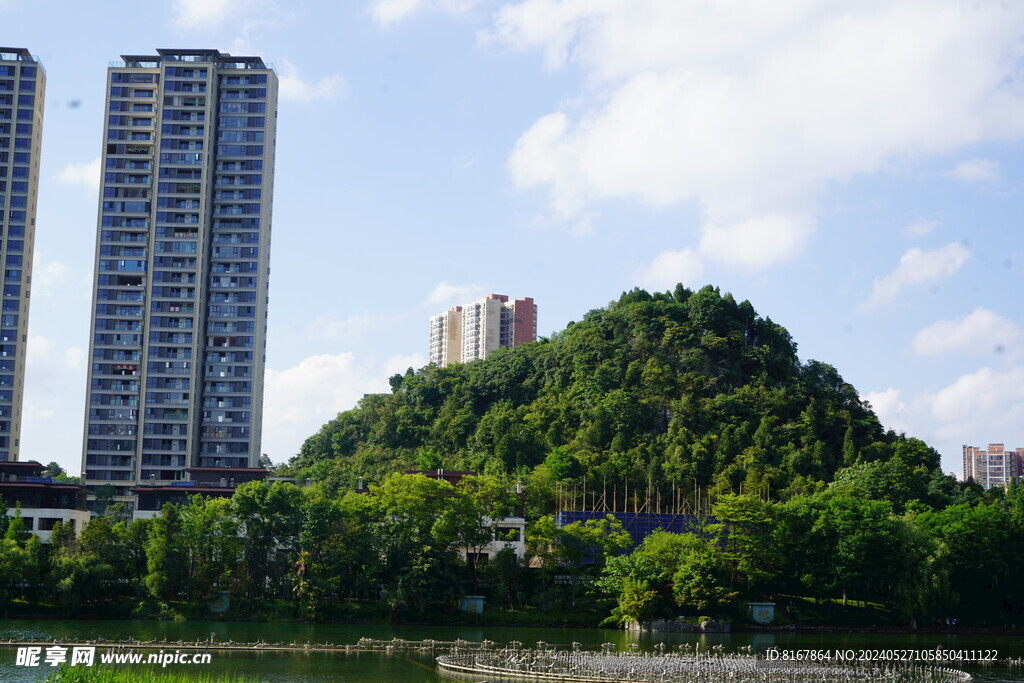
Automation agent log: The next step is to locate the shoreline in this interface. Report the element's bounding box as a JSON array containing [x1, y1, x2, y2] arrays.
[[732, 624, 1024, 635], [2, 613, 1024, 636]]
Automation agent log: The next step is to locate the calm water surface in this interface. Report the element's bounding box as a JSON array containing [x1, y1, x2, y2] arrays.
[[1, 619, 1022, 681]]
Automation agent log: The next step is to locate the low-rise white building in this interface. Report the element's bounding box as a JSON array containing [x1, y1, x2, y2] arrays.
[[0, 461, 90, 542]]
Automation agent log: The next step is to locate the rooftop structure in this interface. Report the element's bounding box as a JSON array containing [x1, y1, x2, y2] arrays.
[[131, 466, 269, 519]]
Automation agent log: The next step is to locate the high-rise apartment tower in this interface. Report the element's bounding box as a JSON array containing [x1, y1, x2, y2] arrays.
[[82, 50, 277, 508], [429, 294, 537, 366], [963, 443, 1023, 489], [0, 48, 44, 461]]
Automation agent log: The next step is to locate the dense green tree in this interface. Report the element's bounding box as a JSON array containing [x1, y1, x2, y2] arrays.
[[0, 508, 38, 609], [830, 457, 929, 513], [370, 473, 462, 614], [915, 502, 1018, 622], [599, 530, 735, 619], [231, 481, 303, 605], [526, 514, 630, 571], [48, 510, 134, 611], [145, 503, 187, 602], [671, 541, 736, 615], [41, 462, 78, 482], [778, 490, 922, 611], [93, 484, 116, 516], [180, 496, 240, 602], [710, 494, 780, 597], [296, 490, 376, 616]]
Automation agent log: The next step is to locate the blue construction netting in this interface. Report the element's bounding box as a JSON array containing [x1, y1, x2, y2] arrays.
[[554, 510, 716, 548]]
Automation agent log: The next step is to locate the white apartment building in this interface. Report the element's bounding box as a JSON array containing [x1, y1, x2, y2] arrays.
[[428, 294, 537, 366], [963, 443, 1023, 489]]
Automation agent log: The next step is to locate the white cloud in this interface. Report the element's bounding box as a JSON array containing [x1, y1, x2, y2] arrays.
[[904, 219, 939, 238], [638, 213, 810, 286], [64, 347, 86, 370], [637, 248, 704, 292], [371, 0, 425, 25], [229, 19, 277, 55], [508, 112, 580, 215], [863, 388, 911, 435], [21, 336, 88, 473], [32, 259, 72, 296], [172, 0, 236, 29], [278, 60, 345, 103], [27, 335, 54, 361], [262, 352, 422, 462], [25, 337, 84, 376], [370, 0, 483, 26], [697, 214, 812, 270], [172, 1, 292, 56], [946, 157, 1000, 184], [570, 211, 598, 237], [56, 158, 100, 190], [307, 312, 377, 342], [913, 308, 1022, 357], [926, 366, 1024, 441], [867, 366, 1024, 473], [492, 1, 1024, 266], [861, 242, 970, 311], [424, 281, 487, 308]]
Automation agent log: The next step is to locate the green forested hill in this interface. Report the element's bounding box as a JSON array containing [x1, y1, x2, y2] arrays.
[[291, 285, 943, 503]]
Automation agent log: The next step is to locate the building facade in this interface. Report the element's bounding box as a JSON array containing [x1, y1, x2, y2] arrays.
[[81, 50, 278, 512], [428, 305, 463, 367], [963, 443, 1023, 489], [0, 48, 45, 462], [132, 466, 268, 520], [428, 294, 536, 366], [0, 460, 89, 542]]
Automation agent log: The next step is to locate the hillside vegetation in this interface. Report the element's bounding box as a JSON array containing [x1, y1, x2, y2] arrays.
[[292, 284, 944, 507], [5, 286, 1015, 627]]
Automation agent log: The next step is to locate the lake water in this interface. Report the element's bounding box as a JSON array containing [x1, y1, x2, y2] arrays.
[[1, 619, 1022, 681]]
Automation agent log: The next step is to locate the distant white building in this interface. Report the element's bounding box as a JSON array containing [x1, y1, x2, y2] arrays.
[[465, 515, 527, 565], [963, 443, 1023, 488], [429, 294, 537, 366]]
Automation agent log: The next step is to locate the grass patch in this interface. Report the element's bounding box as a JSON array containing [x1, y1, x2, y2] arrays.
[[775, 594, 898, 627], [45, 664, 261, 682]]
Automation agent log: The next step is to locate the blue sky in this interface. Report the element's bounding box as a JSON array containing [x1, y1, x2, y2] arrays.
[[5, 0, 1023, 476]]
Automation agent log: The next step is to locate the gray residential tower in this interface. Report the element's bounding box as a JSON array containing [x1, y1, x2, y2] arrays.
[[0, 48, 45, 461], [82, 49, 277, 511]]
